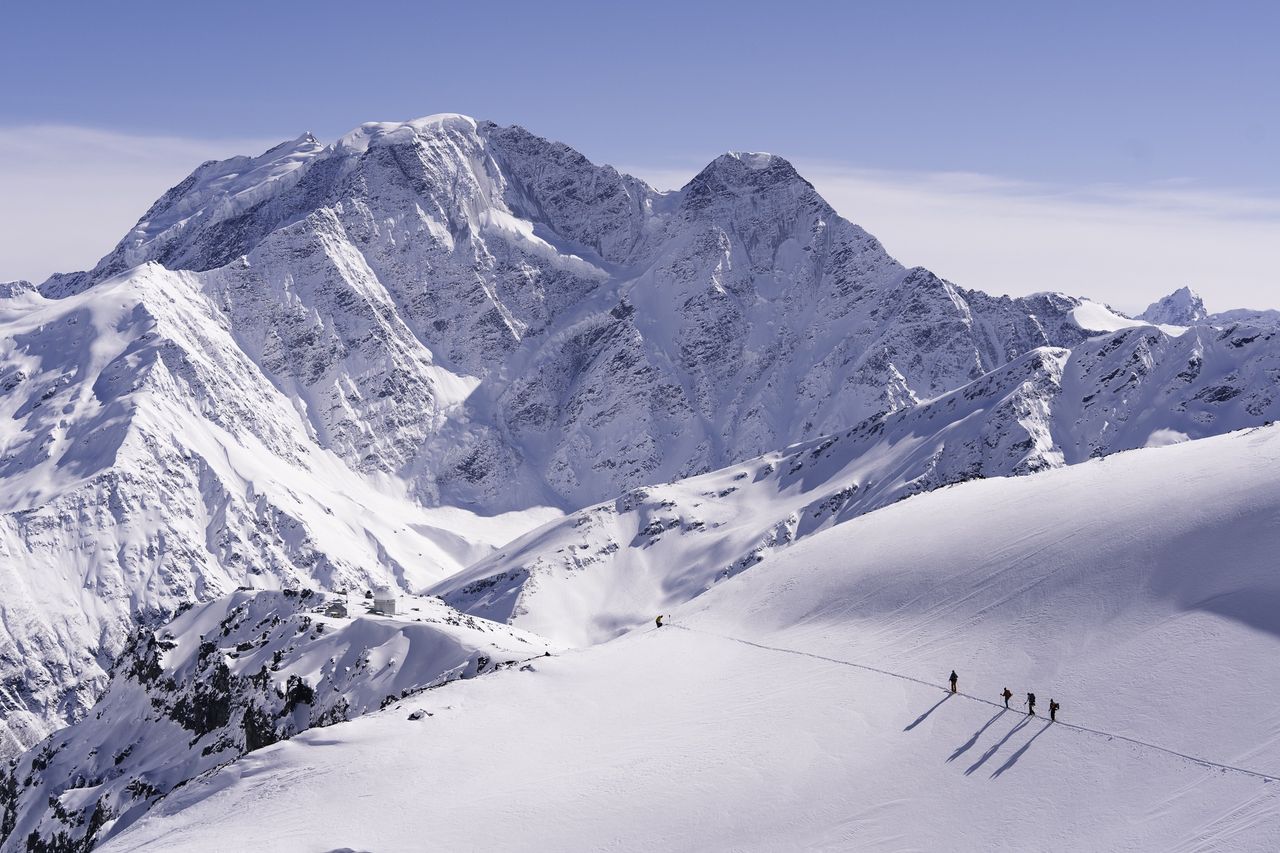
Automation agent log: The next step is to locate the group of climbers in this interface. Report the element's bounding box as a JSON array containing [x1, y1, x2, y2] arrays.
[[1019, 690, 1060, 721], [952, 672, 1061, 721], [655, 624, 1064, 722]]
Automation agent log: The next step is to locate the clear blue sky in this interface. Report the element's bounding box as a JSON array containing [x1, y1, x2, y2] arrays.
[[4, 0, 1277, 189]]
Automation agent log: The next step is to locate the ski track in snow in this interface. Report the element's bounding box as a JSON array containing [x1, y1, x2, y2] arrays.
[[668, 624, 1280, 784]]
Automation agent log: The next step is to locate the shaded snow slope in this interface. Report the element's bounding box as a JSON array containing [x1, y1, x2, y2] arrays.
[[101, 425, 1280, 852], [1, 588, 556, 852], [438, 322, 1280, 645]]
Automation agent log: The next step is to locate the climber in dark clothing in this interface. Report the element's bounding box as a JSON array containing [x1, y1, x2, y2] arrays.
[[655, 615, 664, 628], [949, 670, 958, 694], [1027, 692, 1036, 716], [1049, 699, 1060, 722], [1001, 687, 1013, 709]]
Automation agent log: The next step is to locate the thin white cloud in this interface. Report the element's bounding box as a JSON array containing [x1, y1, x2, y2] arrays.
[[0, 126, 282, 284], [630, 162, 1280, 315], [3, 126, 1276, 316]]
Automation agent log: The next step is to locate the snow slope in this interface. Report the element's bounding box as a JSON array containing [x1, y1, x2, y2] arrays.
[[438, 321, 1280, 646], [101, 424, 1280, 852], [1, 588, 556, 852]]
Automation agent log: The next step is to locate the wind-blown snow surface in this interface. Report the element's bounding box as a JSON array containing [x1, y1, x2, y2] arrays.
[[101, 425, 1280, 852]]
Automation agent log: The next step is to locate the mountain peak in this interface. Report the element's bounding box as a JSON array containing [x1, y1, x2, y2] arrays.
[[726, 151, 783, 170], [689, 150, 806, 187], [680, 151, 818, 217], [1139, 286, 1207, 326], [0, 279, 36, 299], [334, 113, 480, 154]]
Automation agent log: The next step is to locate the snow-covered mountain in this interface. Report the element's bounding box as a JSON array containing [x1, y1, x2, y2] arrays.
[[1, 587, 555, 852], [0, 114, 1120, 753], [436, 321, 1280, 645], [28, 115, 1115, 508], [3, 112, 1279, 770]]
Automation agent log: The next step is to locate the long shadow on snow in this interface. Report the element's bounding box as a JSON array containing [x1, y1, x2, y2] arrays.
[[991, 721, 1054, 778], [947, 709, 1006, 763], [904, 693, 952, 731], [964, 715, 1033, 776]]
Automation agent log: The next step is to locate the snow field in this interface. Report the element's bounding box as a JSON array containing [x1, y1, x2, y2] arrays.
[[105, 425, 1280, 851]]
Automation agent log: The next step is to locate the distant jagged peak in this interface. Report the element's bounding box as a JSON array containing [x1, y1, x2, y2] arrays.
[[0, 279, 37, 299], [1139, 285, 1208, 326]]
